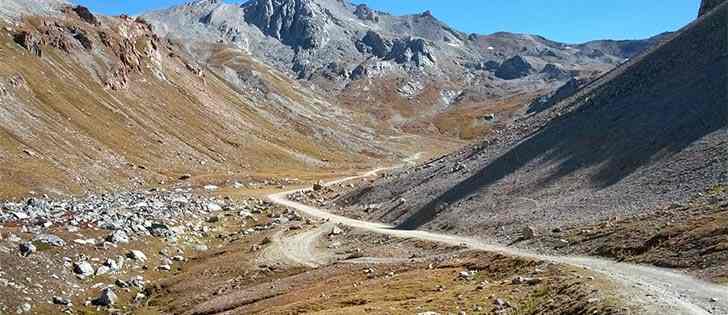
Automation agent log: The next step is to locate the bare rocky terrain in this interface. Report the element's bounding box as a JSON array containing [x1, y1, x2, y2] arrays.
[[0, 0, 726, 314], [338, 0, 728, 245], [142, 0, 668, 139]]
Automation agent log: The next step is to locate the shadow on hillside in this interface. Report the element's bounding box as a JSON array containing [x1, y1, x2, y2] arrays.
[[396, 31, 728, 230]]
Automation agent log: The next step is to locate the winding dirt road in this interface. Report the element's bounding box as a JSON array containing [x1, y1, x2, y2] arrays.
[[267, 155, 728, 315]]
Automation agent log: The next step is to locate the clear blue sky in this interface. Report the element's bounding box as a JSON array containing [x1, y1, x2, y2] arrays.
[[73, 0, 700, 43]]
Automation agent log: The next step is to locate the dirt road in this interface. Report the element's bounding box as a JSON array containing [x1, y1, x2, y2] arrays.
[[267, 158, 728, 315], [259, 223, 339, 268]]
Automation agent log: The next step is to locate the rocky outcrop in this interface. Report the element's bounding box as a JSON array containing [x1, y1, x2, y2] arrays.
[[71, 5, 99, 25], [540, 63, 571, 80], [357, 32, 435, 66], [357, 31, 390, 58], [354, 4, 378, 22], [38, 21, 80, 53], [0, 74, 27, 98], [70, 27, 93, 50], [104, 32, 162, 89], [13, 31, 43, 57], [242, 0, 325, 49], [528, 77, 589, 113], [495, 55, 533, 80], [699, 0, 727, 16], [185, 62, 204, 77], [390, 37, 435, 66], [350, 59, 395, 80]]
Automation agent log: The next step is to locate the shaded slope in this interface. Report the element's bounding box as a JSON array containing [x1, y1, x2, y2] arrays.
[[343, 2, 728, 238], [700, 0, 728, 16]]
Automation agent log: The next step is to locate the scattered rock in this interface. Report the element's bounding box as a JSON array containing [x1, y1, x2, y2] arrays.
[[115, 279, 130, 288], [192, 244, 208, 252], [33, 234, 66, 247], [206, 202, 223, 212], [207, 214, 221, 223], [521, 226, 537, 240], [313, 181, 325, 191], [19, 242, 36, 257], [104, 258, 121, 271], [92, 288, 117, 306], [494, 298, 510, 308], [329, 225, 343, 236], [127, 250, 147, 262], [95, 265, 112, 276], [16, 303, 31, 313], [53, 296, 71, 305], [106, 230, 129, 244], [179, 174, 192, 180], [149, 223, 175, 238], [129, 276, 145, 289], [458, 270, 474, 280], [133, 292, 146, 304], [204, 185, 219, 191], [73, 261, 94, 277], [512, 276, 542, 285], [273, 216, 290, 225]]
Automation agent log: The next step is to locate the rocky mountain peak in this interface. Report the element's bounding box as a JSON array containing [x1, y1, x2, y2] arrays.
[[495, 55, 534, 80], [70, 5, 100, 25], [241, 0, 326, 49], [353, 4, 378, 22]]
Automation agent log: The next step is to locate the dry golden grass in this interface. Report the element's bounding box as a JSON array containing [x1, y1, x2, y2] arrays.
[[0, 15, 417, 199], [432, 92, 540, 140]]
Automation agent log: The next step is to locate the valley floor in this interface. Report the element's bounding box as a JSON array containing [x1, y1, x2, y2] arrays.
[[1, 149, 726, 315]]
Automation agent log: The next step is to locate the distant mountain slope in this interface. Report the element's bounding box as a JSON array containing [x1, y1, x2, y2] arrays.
[[341, 1, 728, 240], [0, 0, 67, 21], [0, 3, 389, 198], [143, 0, 666, 139]]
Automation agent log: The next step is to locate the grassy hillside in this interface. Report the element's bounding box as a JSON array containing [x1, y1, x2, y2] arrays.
[[0, 10, 391, 198]]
